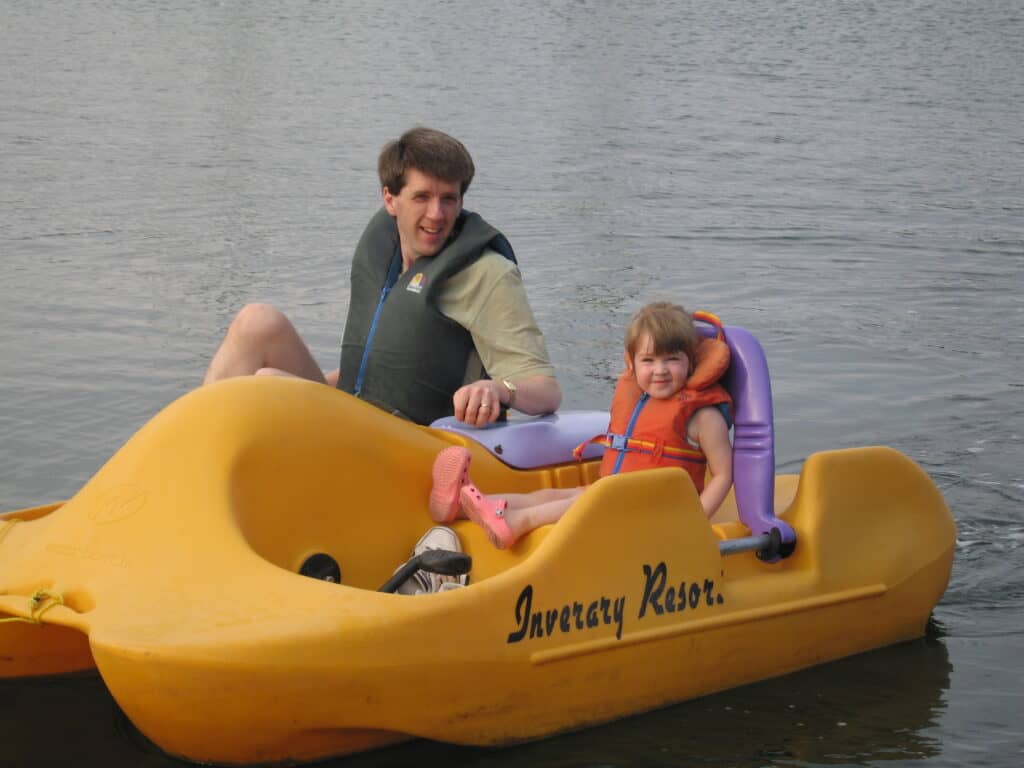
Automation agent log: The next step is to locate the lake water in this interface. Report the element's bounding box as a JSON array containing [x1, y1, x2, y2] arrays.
[[1, 1, 1022, 766]]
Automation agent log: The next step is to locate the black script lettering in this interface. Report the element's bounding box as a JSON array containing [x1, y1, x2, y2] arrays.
[[664, 586, 677, 613], [703, 579, 716, 606], [507, 585, 533, 643], [530, 611, 544, 638], [613, 596, 625, 639], [639, 562, 667, 618], [545, 608, 559, 636], [508, 584, 630, 645], [688, 583, 701, 609]]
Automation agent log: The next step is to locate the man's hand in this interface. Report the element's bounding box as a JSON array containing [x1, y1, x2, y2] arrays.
[[453, 380, 505, 427], [452, 375, 562, 427]]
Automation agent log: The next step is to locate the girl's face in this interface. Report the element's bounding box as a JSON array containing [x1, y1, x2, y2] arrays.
[[626, 332, 690, 400]]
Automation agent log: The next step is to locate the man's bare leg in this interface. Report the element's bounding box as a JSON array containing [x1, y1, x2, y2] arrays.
[[203, 303, 327, 385]]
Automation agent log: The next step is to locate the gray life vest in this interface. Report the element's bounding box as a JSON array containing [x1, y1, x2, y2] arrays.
[[337, 207, 515, 425]]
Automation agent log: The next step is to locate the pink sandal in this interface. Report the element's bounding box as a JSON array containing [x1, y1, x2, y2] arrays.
[[429, 446, 473, 523], [460, 483, 515, 549]]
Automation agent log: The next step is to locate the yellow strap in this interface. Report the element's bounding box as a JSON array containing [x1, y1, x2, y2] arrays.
[[692, 309, 725, 339], [594, 436, 704, 460], [0, 589, 65, 625]]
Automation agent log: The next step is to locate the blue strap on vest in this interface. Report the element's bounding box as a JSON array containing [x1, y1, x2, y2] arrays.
[[353, 248, 402, 397], [610, 392, 649, 475]]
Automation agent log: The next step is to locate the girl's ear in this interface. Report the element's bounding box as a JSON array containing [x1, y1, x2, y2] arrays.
[[623, 350, 633, 371]]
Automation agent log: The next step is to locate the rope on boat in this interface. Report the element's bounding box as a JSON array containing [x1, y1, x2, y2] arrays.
[[0, 521, 67, 624], [0, 589, 66, 625], [0, 517, 21, 544]]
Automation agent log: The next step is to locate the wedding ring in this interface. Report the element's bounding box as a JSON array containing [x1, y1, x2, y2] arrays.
[[480, 402, 491, 410]]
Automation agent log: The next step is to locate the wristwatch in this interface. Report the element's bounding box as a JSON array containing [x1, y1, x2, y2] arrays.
[[501, 379, 517, 408]]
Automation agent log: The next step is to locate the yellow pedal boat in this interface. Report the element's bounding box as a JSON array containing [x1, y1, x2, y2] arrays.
[[0, 329, 955, 766]]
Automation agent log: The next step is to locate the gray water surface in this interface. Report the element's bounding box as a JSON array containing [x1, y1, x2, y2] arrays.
[[2, 1, 1022, 766]]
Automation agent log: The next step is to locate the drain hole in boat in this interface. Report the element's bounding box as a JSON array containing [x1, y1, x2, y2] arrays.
[[299, 553, 341, 584]]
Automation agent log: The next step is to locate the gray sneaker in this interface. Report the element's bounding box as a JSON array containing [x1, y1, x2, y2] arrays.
[[395, 526, 469, 595]]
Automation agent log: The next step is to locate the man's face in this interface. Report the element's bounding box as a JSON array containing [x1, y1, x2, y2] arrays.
[[382, 168, 462, 265]]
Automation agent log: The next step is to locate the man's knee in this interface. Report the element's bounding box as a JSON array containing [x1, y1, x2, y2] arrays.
[[229, 303, 292, 344]]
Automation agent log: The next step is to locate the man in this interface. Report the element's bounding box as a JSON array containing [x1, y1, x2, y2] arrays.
[[204, 127, 561, 427]]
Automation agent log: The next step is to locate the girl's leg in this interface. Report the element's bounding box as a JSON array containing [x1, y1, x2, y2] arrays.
[[460, 486, 583, 549], [429, 449, 583, 524], [503, 491, 582, 540], [429, 445, 588, 548], [502, 487, 582, 510]]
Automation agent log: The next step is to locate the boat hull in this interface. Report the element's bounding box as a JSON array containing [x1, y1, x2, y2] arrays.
[[0, 378, 954, 765]]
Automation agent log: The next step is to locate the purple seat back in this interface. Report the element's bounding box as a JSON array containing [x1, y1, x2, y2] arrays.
[[701, 324, 795, 549]]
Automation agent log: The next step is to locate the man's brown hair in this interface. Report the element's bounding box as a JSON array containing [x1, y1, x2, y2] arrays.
[[378, 127, 475, 195]]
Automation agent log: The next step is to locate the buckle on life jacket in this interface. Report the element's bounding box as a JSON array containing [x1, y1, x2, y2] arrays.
[[610, 434, 629, 452], [650, 439, 664, 461]]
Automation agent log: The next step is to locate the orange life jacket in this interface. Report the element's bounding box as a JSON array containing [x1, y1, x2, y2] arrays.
[[575, 322, 732, 491]]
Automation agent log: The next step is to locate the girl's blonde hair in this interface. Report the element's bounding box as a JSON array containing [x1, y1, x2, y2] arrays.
[[624, 302, 699, 373]]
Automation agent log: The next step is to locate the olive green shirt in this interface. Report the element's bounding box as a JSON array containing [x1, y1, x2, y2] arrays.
[[436, 249, 556, 385]]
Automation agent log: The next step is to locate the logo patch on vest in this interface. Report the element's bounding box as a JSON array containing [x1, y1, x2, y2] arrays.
[[406, 273, 426, 294]]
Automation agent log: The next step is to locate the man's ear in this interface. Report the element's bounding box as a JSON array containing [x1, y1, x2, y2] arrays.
[[382, 186, 396, 216]]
